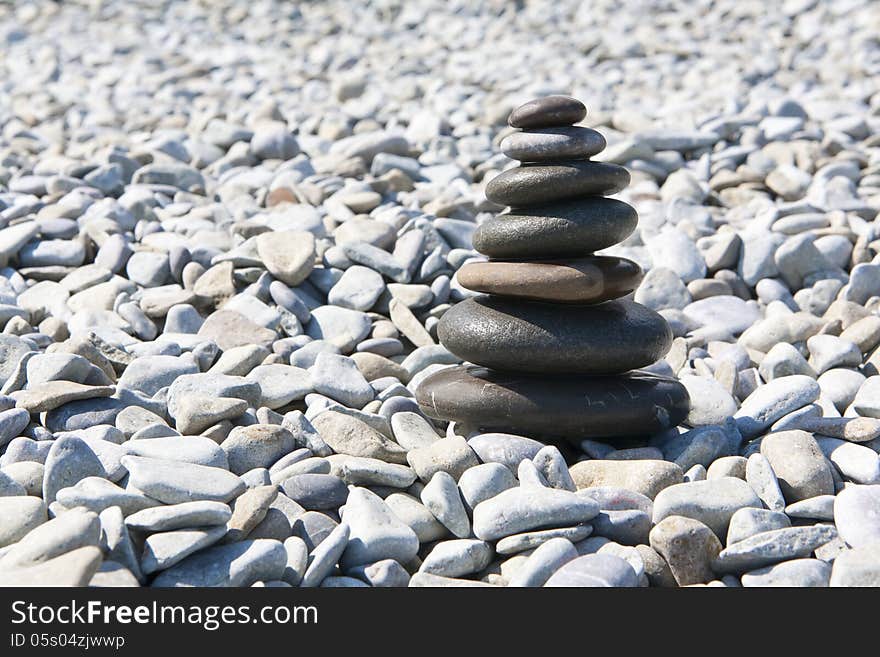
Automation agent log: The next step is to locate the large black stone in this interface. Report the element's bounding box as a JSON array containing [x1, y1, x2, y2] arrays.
[[415, 365, 690, 439], [471, 198, 638, 258], [485, 161, 630, 207], [438, 296, 673, 375]]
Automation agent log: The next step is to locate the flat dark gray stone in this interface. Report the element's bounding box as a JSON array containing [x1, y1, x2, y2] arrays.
[[438, 296, 672, 374], [508, 95, 586, 129], [486, 162, 629, 207], [472, 198, 637, 259], [501, 126, 606, 162], [415, 365, 690, 440]]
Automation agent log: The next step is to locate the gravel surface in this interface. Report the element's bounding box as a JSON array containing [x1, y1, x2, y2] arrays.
[[0, 0, 878, 587]]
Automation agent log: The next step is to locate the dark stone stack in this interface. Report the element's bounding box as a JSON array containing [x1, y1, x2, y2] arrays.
[[416, 96, 689, 442]]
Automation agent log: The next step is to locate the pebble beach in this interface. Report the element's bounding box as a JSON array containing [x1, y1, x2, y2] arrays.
[[0, 0, 879, 587]]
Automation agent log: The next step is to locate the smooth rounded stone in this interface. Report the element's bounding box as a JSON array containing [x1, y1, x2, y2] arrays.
[[11, 381, 115, 413], [649, 516, 723, 586], [472, 198, 638, 259], [334, 219, 396, 250], [419, 539, 493, 578], [852, 377, 880, 418], [255, 230, 315, 287], [384, 492, 448, 543], [390, 411, 440, 450], [679, 375, 738, 426], [0, 496, 47, 548], [310, 353, 373, 408], [42, 435, 106, 504], [818, 369, 864, 412], [388, 298, 434, 348], [830, 545, 880, 587], [684, 464, 707, 482], [745, 453, 786, 511], [465, 432, 543, 471], [713, 525, 838, 573], [440, 296, 671, 375], [2, 462, 44, 496], [347, 559, 411, 588], [0, 407, 34, 447], [501, 125, 605, 162], [759, 343, 816, 382], [570, 460, 683, 500], [122, 436, 228, 469], [125, 501, 232, 532], [0, 510, 101, 568], [706, 456, 748, 480], [280, 536, 309, 586], [224, 484, 279, 542], [634, 267, 691, 311], [457, 256, 642, 305], [197, 310, 277, 351], [506, 537, 578, 587], [244, 364, 312, 409], [760, 430, 835, 503], [0, 546, 103, 587], [220, 424, 296, 475], [496, 524, 593, 556], [734, 376, 821, 439], [419, 367, 688, 440], [682, 296, 759, 335], [151, 539, 286, 587], [126, 251, 170, 287], [121, 455, 245, 505], [311, 411, 407, 464], [406, 436, 480, 483], [287, 510, 337, 552], [472, 486, 599, 541], [306, 306, 372, 352], [786, 495, 836, 520], [590, 509, 650, 545], [807, 335, 862, 374], [544, 553, 638, 587], [739, 310, 824, 352], [420, 471, 471, 538], [141, 525, 228, 575], [818, 438, 880, 485], [741, 558, 832, 587], [508, 95, 586, 128], [209, 344, 271, 376], [840, 315, 880, 353], [327, 265, 385, 311], [726, 507, 792, 545], [486, 161, 629, 208], [647, 229, 707, 284], [653, 477, 762, 539], [56, 477, 158, 516], [280, 474, 348, 511], [455, 463, 516, 514], [339, 456, 417, 488], [174, 396, 248, 436], [0, 336, 33, 388], [300, 522, 351, 588], [834, 485, 880, 547], [341, 487, 419, 569]]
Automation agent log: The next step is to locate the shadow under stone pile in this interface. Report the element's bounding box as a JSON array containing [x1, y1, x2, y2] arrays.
[[416, 95, 690, 442]]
